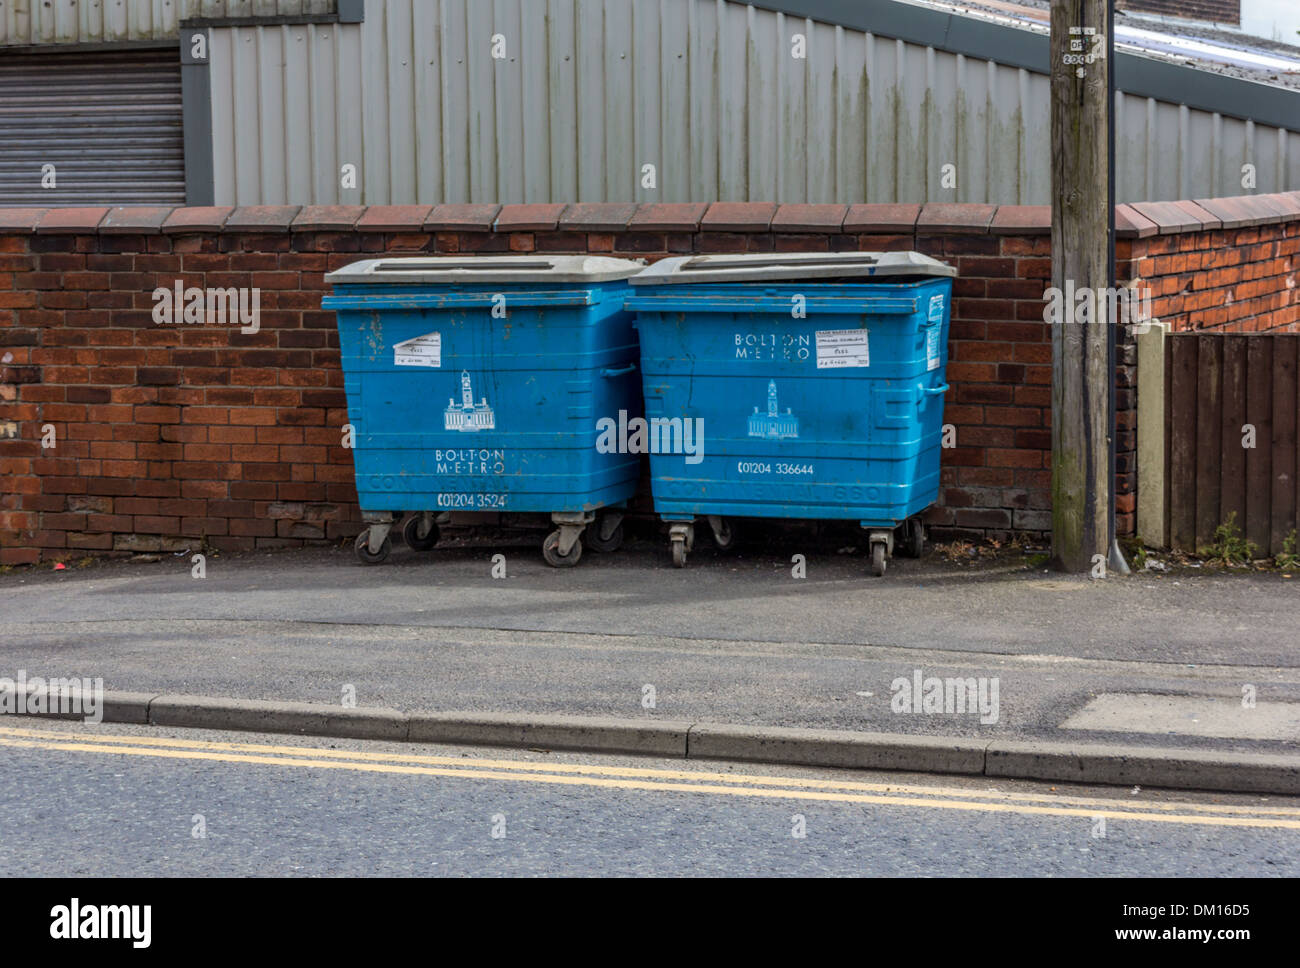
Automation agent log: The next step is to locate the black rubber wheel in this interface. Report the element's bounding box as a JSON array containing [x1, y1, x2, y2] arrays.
[[898, 519, 924, 559], [542, 530, 582, 568], [354, 530, 391, 565], [710, 518, 736, 552], [907, 520, 924, 559], [871, 542, 887, 577], [671, 539, 688, 568], [584, 516, 624, 553], [402, 515, 440, 552]]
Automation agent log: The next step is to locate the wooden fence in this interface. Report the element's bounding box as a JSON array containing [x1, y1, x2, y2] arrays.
[[1143, 331, 1299, 557]]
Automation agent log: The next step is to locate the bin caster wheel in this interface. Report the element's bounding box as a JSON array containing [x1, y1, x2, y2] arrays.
[[584, 515, 624, 553], [354, 530, 391, 565], [707, 516, 736, 552], [870, 542, 888, 577], [901, 519, 924, 559], [670, 538, 688, 568], [402, 515, 440, 552], [542, 530, 583, 568]]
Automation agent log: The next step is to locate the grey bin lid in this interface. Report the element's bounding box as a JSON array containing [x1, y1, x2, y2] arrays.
[[629, 251, 955, 285], [325, 255, 647, 285]]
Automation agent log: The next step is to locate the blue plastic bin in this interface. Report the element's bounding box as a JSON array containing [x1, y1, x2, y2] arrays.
[[322, 256, 646, 567], [624, 251, 955, 575]]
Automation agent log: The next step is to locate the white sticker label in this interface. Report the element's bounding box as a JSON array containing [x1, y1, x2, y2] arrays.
[[815, 329, 869, 369], [927, 295, 945, 371], [394, 332, 441, 367]]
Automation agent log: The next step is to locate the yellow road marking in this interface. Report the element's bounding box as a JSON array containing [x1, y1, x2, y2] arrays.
[[2, 723, 1297, 818], [2, 731, 1298, 830]]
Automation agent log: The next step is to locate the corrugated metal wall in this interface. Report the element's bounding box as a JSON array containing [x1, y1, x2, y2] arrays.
[[0, 0, 334, 45], [0, 48, 183, 204], [206, 0, 1300, 206]]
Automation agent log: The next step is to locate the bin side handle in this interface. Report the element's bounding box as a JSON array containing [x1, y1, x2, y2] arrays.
[[921, 383, 950, 397], [600, 364, 638, 378]]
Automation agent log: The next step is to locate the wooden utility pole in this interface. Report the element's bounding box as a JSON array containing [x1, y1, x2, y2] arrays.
[[1050, 0, 1112, 573]]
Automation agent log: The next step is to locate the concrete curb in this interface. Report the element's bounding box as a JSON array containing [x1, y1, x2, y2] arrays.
[[7, 685, 1300, 795], [985, 739, 1300, 796], [8, 686, 157, 725], [149, 694, 409, 742], [688, 723, 987, 774], [408, 711, 692, 757]]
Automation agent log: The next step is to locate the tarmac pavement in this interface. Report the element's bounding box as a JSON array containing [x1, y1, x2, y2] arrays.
[[1, 535, 1297, 790]]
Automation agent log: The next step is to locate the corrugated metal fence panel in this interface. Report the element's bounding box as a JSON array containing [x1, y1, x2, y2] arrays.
[[0, 0, 335, 45], [205, 0, 1300, 206], [1114, 93, 1296, 202], [0, 48, 184, 204], [210, 21, 361, 206]]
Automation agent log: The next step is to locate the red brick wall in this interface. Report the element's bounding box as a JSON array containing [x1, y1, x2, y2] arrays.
[[1117, 0, 1240, 26], [1, 195, 1297, 564], [1124, 199, 1300, 334]]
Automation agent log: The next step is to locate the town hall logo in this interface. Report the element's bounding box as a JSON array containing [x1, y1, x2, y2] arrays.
[[747, 380, 799, 440], [444, 370, 495, 432]]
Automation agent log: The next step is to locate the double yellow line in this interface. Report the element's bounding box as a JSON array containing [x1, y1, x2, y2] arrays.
[[3, 724, 1298, 829]]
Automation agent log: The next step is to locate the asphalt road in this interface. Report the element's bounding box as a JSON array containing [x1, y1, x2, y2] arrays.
[[3, 720, 1297, 877], [6, 539, 1297, 664], [1, 542, 1297, 751]]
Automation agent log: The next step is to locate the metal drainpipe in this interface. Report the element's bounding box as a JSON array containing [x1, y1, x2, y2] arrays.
[[1108, 0, 1130, 575]]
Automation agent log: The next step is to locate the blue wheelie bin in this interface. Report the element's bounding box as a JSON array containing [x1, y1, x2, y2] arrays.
[[624, 251, 955, 576], [322, 256, 646, 567]]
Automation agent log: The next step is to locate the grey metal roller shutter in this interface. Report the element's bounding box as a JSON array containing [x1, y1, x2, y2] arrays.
[[0, 48, 184, 205]]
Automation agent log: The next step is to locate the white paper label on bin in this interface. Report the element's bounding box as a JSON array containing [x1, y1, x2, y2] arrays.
[[815, 329, 869, 368], [394, 332, 442, 367], [927, 294, 945, 371]]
